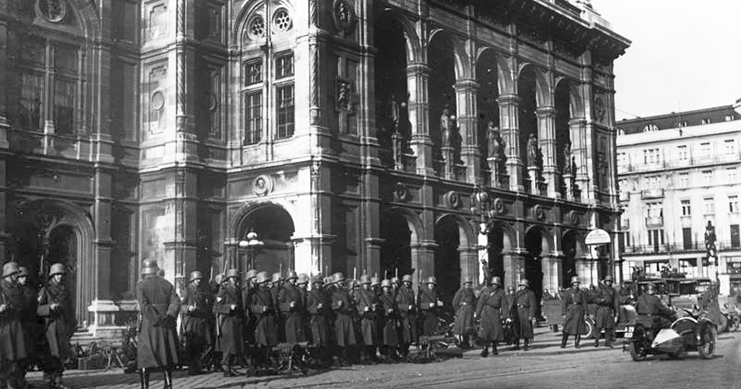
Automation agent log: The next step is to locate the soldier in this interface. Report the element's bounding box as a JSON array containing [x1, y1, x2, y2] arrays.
[[213, 269, 244, 377], [378, 279, 399, 361], [390, 277, 400, 297], [330, 272, 357, 366], [135, 260, 180, 389], [512, 279, 537, 351], [270, 272, 285, 343], [452, 277, 475, 347], [475, 276, 506, 357], [635, 282, 675, 334], [502, 285, 517, 345], [241, 269, 258, 367], [306, 275, 330, 365], [37, 263, 76, 389], [395, 274, 417, 358], [0, 262, 27, 389], [180, 271, 213, 375], [418, 276, 442, 337], [209, 274, 225, 372], [279, 271, 306, 345], [593, 275, 620, 348], [17, 266, 38, 386], [561, 276, 588, 348], [250, 272, 278, 368], [354, 275, 379, 363]]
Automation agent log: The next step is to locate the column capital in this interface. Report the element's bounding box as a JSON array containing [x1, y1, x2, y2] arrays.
[[497, 94, 519, 105], [406, 62, 431, 75], [536, 106, 558, 117]]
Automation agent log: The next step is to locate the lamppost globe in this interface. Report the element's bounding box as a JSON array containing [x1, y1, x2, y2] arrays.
[[475, 190, 489, 204], [238, 240, 249, 248]]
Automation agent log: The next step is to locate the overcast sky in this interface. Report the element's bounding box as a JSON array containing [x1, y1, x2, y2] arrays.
[[589, 0, 741, 121]]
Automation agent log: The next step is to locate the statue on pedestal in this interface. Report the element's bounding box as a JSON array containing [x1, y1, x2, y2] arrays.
[[526, 133, 539, 168], [440, 107, 453, 149], [562, 141, 573, 174], [486, 122, 504, 160]]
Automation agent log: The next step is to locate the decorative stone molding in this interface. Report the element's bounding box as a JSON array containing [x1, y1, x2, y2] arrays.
[[567, 210, 579, 225], [444, 191, 460, 209], [252, 175, 273, 197], [492, 197, 506, 216], [394, 182, 410, 202], [533, 204, 546, 221], [332, 0, 357, 34], [36, 0, 67, 23]]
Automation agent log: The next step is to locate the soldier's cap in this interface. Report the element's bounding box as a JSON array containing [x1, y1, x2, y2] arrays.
[[311, 275, 324, 285], [48, 263, 66, 278], [331, 272, 345, 284], [491, 276, 502, 286], [426, 276, 437, 285], [604, 275, 614, 282], [402, 275, 413, 283], [462, 276, 473, 285], [519, 279, 530, 288]]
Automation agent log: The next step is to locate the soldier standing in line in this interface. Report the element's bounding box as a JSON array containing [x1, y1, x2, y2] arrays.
[[452, 277, 475, 348], [418, 277, 442, 338], [135, 260, 180, 389], [270, 273, 285, 344], [354, 275, 379, 363], [593, 275, 620, 348], [390, 277, 400, 297], [208, 274, 224, 372], [180, 271, 213, 375], [37, 263, 76, 389], [241, 270, 257, 368], [561, 276, 587, 348], [17, 266, 38, 387], [250, 272, 278, 369], [212, 269, 244, 377], [378, 279, 399, 361], [395, 274, 417, 359], [475, 276, 506, 357], [306, 275, 330, 366], [0, 262, 27, 389], [330, 272, 357, 367], [512, 279, 537, 351], [279, 271, 306, 345], [502, 285, 517, 346]]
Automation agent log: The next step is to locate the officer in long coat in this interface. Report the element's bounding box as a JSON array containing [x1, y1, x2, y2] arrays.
[[593, 275, 620, 348], [452, 277, 475, 346], [250, 272, 278, 367], [354, 275, 379, 363], [279, 271, 306, 344], [37, 263, 76, 389], [306, 276, 330, 364], [16, 266, 37, 386], [208, 274, 225, 372], [378, 279, 399, 360], [475, 276, 506, 357], [212, 269, 244, 376], [0, 262, 27, 389], [512, 279, 537, 351], [395, 275, 417, 357], [180, 271, 213, 375], [418, 277, 442, 337], [330, 272, 357, 366], [136, 260, 180, 389], [270, 272, 285, 343], [561, 276, 588, 348]]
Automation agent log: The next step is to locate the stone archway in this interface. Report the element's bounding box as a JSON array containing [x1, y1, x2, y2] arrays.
[[485, 220, 515, 283], [434, 214, 475, 307], [380, 207, 422, 280], [524, 225, 552, 315], [232, 203, 296, 276]]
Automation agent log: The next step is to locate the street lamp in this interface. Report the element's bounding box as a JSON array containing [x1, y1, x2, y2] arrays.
[[470, 186, 492, 234], [239, 230, 264, 270]]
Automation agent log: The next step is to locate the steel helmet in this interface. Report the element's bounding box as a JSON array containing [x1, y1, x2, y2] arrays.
[[286, 271, 298, 281], [381, 279, 392, 288], [214, 273, 224, 285], [570, 276, 581, 285], [332, 272, 345, 284], [48, 263, 66, 278], [391, 277, 400, 285], [462, 276, 473, 285], [371, 276, 381, 286], [297, 273, 309, 284], [246, 269, 258, 280], [226, 269, 240, 280], [190, 270, 204, 282], [312, 275, 324, 285], [256, 271, 270, 284], [17, 266, 30, 277], [604, 275, 614, 282], [491, 276, 502, 286], [402, 275, 413, 283], [519, 279, 530, 288], [271, 272, 283, 283], [2, 262, 19, 278], [141, 259, 159, 275], [360, 275, 371, 285], [426, 276, 437, 285]]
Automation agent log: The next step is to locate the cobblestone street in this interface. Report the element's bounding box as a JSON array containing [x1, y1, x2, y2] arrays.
[[26, 328, 741, 389]]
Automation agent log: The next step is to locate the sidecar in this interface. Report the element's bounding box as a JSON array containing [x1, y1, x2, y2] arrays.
[[624, 309, 717, 361]]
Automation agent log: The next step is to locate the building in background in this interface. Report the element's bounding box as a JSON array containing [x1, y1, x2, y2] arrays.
[[0, 0, 628, 334], [617, 102, 741, 293]]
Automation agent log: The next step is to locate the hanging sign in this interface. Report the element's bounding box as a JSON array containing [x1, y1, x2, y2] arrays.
[[585, 228, 611, 245]]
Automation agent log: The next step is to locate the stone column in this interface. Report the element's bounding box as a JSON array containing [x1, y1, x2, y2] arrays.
[[407, 62, 434, 176], [498, 94, 522, 191], [455, 78, 479, 184], [502, 251, 524, 290], [412, 240, 437, 294], [0, 9, 9, 149], [570, 118, 588, 202], [459, 245, 479, 286], [537, 106, 558, 197], [541, 254, 563, 295]]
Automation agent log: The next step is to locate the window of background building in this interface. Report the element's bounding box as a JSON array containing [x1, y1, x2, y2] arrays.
[[725, 139, 737, 155], [681, 199, 691, 216], [730, 195, 739, 213], [701, 118, 712, 125], [704, 197, 715, 214], [643, 148, 660, 164], [679, 172, 689, 187], [682, 227, 693, 250], [618, 152, 627, 167], [700, 142, 711, 157], [646, 202, 663, 218], [728, 168, 737, 182], [648, 229, 665, 249], [703, 170, 713, 185], [732, 225, 740, 248], [677, 145, 688, 161]]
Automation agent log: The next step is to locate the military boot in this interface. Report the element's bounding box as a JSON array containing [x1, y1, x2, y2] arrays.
[[491, 342, 498, 356], [53, 375, 72, 389], [575, 334, 581, 349], [594, 338, 599, 347], [512, 338, 520, 351], [480, 344, 489, 358], [140, 368, 150, 389], [163, 370, 173, 389], [523, 338, 530, 351], [560, 334, 568, 348]]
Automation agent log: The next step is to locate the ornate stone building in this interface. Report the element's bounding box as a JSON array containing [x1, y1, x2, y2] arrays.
[[0, 0, 628, 329]]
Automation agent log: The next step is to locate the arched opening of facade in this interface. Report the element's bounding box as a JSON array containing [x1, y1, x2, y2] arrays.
[[428, 31, 458, 171], [434, 215, 460, 306], [12, 200, 95, 326], [555, 78, 573, 198], [524, 225, 551, 313], [518, 66, 538, 191], [562, 230, 584, 288], [476, 49, 501, 176], [234, 203, 296, 275], [379, 210, 416, 280], [373, 12, 411, 167], [485, 220, 514, 282]]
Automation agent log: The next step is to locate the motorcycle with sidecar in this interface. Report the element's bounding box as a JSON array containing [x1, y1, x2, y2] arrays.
[[624, 308, 717, 361]]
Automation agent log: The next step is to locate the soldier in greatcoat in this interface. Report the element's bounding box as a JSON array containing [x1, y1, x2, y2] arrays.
[[354, 275, 379, 363], [180, 271, 213, 375], [37, 263, 76, 389], [306, 275, 330, 365], [0, 262, 27, 389], [135, 260, 180, 389], [512, 279, 537, 351], [17, 266, 38, 386], [279, 271, 306, 344], [475, 276, 506, 357], [378, 279, 399, 361], [395, 274, 417, 358], [593, 275, 620, 348], [330, 272, 357, 366], [240, 269, 257, 367], [208, 274, 224, 372], [270, 272, 285, 344], [418, 276, 442, 337], [561, 276, 588, 348], [212, 269, 245, 376], [250, 272, 278, 368], [452, 277, 475, 347]]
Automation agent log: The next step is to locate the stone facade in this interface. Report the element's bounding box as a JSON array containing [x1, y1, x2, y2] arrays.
[[0, 0, 628, 327]]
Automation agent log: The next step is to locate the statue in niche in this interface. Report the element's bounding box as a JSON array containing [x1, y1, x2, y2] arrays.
[[486, 122, 504, 160], [388, 94, 400, 132], [562, 141, 573, 174], [337, 80, 350, 110], [440, 107, 453, 149], [527, 133, 539, 167]]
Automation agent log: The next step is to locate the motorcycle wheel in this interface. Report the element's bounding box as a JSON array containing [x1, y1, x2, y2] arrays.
[[697, 324, 717, 359], [628, 327, 648, 362], [581, 317, 594, 340]]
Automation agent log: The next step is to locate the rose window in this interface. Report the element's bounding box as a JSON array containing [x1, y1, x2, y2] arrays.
[[274, 9, 292, 32]]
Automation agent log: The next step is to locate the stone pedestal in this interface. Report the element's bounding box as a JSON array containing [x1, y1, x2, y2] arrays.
[[488, 157, 501, 188], [442, 146, 454, 179], [84, 299, 138, 343], [563, 173, 575, 201], [528, 167, 540, 195]]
